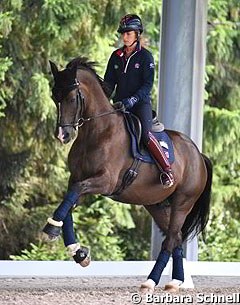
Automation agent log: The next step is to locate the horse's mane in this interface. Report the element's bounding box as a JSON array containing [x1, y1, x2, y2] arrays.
[[66, 56, 111, 98]]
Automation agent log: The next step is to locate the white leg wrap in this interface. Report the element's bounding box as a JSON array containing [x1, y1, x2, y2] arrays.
[[47, 217, 63, 227], [144, 279, 156, 289], [67, 243, 81, 257], [164, 279, 183, 293], [168, 279, 183, 286], [140, 279, 156, 293]]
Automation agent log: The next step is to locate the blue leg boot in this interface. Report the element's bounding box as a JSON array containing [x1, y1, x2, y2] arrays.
[[140, 250, 170, 293], [147, 249, 171, 285], [43, 191, 79, 239], [62, 211, 91, 267], [172, 246, 184, 282]]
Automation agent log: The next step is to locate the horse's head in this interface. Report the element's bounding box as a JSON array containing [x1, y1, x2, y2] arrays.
[[49, 61, 84, 144]]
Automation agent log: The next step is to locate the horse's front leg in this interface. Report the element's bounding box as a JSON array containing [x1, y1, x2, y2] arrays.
[[42, 171, 112, 266], [70, 170, 113, 195], [42, 190, 80, 239], [63, 211, 90, 267], [42, 170, 112, 243]]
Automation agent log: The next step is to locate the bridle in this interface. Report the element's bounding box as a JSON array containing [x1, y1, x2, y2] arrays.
[[54, 79, 125, 129], [54, 79, 85, 129]]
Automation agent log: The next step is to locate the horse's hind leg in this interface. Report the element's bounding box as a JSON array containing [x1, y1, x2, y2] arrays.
[[161, 192, 202, 292], [141, 203, 185, 293], [164, 245, 184, 292], [140, 203, 171, 293]]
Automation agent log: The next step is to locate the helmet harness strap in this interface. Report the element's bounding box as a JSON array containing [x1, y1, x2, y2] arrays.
[[124, 31, 140, 48]]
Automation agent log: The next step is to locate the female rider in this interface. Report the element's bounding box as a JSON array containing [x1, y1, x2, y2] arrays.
[[104, 14, 174, 188]]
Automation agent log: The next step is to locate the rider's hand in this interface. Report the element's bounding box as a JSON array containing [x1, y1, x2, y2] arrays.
[[121, 96, 139, 109], [113, 102, 125, 111]]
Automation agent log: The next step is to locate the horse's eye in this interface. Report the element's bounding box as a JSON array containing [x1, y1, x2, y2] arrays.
[[70, 98, 76, 103]]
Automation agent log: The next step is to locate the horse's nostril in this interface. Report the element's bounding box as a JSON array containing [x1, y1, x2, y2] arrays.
[[63, 132, 69, 139]]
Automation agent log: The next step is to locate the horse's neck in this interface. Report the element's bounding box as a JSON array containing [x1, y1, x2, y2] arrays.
[[77, 72, 121, 138], [79, 72, 112, 116]]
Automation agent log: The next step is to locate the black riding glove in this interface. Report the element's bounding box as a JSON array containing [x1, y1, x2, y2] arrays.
[[121, 96, 139, 109]]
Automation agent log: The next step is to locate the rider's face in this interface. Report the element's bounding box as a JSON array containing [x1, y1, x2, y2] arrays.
[[121, 31, 137, 47]]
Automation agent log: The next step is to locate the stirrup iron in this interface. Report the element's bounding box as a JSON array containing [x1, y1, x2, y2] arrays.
[[160, 172, 174, 188]]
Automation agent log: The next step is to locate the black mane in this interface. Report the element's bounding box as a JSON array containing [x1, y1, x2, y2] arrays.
[[66, 57, 111, 98]]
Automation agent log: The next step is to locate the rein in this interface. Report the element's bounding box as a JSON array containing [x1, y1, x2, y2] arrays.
[[55, 79, 124, 129], [76, 107, 124, 127]]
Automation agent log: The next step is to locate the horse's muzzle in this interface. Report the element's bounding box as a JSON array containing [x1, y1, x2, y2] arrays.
[[55, 126, 76, 144]]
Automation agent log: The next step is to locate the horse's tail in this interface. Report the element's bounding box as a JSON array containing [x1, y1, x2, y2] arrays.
[[182, 154, 213, 241]]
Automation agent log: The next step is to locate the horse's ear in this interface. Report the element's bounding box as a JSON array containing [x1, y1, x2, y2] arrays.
[[49, 60, 58, 78]]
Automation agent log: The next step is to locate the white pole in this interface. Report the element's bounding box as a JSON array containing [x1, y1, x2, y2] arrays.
[[152, 0, 208, 261]]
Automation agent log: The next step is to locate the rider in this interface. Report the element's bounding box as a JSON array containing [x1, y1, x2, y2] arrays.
[[104, 14, 174, 188]]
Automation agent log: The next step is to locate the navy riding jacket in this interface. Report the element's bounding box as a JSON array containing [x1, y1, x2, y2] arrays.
[[104, 43, 155, 104]]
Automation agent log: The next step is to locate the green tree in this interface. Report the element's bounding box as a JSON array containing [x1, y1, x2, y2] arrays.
[[199, 0, 240, 261]]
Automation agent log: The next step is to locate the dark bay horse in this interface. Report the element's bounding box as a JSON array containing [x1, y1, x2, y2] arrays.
[[43, 57, 212, 293]]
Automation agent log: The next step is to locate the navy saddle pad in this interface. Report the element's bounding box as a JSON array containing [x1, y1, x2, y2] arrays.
[[123, 113, 175, 164]]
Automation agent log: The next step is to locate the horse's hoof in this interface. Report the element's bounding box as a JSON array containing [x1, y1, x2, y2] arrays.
[[43, 233, 59, 242], [42, 222, 61, 240], [79, 255, 91, 267], [164, 283, 180, 293], [73, 246, 91, 267], [140, 279, 155, 294]]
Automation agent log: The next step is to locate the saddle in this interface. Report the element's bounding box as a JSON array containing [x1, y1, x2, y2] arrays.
[[111, 108, 175, 195], [124, 110, 175, 164]]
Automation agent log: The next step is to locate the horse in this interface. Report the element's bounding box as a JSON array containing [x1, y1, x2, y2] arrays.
[[43, 56, 212, 293]]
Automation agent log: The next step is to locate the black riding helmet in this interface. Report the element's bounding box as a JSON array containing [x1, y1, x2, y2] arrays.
[[117, 14, 143, 34]]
